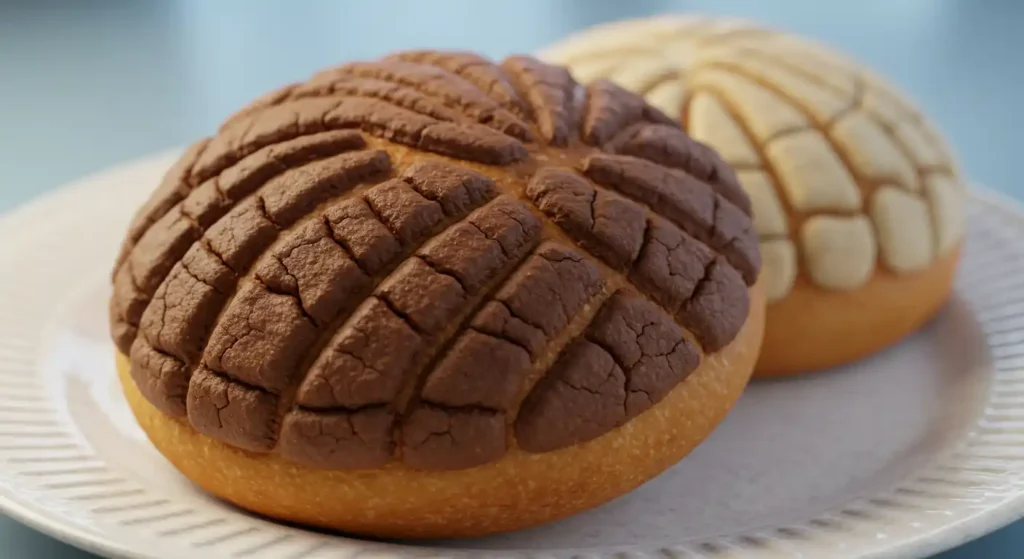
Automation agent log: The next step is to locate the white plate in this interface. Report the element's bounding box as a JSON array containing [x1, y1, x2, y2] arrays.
[[1, 152, 1024, 559]]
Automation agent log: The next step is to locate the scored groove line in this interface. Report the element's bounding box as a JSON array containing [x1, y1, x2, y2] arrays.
[[276, 190, 511, 452]]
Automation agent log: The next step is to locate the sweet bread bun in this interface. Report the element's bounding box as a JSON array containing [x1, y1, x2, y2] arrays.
[[540, 16, 968, 376], [109, 50, 765, 538]]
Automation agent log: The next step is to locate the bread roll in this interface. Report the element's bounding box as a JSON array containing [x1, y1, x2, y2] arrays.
[[540, 16, 966, 376], [109, 50, 765, 538]]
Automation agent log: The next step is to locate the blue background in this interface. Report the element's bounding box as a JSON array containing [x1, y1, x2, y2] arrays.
[[0, 0, 1020, 556]]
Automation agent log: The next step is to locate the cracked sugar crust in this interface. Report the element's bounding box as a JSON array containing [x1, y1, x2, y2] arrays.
[[111, 50, 758, 471], [540, 16, 967, 302]]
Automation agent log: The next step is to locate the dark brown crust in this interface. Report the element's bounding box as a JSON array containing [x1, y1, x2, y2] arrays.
[[500, 56, 579, 147], [580, 153, 760, 284], [515, 290, 700, 452], [113, 51, 758, 471]]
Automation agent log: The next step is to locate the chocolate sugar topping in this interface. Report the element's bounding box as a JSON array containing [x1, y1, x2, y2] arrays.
[[111, 50, 759, 471]]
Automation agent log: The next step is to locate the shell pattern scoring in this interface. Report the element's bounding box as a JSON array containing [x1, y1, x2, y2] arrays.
[[109, 52, 760, 471], [539, 16, 968, 302]]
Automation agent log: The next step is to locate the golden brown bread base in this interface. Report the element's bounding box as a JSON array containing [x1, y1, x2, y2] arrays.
[[116, 282, 764, 540], [754, 247, 961, 377]]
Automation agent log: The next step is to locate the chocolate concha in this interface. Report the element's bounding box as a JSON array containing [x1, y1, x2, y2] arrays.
[[110, 50, 764, 538]]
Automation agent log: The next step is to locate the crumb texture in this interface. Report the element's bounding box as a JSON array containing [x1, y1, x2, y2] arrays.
[[111, 50, 758, 470]]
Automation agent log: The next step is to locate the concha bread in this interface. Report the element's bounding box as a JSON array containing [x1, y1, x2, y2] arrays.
[[540, 15, 967, 375], [108, 50, 765, 537]]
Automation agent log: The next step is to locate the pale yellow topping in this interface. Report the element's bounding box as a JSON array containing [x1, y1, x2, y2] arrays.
[[737, 170, 787, 237], [645, 79, 689, 117], [779, 47, 861, 95], [540, 14, 966, 299], [688, 93, 760, 166], [760, 239, 799, 301], [831, 112, 919, 191], [714, 52, 852, 123], [801, 215, 877, 290], [870, 187, 935, 273], [766, 130, 862, 212], [611, 57, 680, 94], [861, 88, 910, 127], [691, 69, 809, 142], [924, 174, 967, 255], [895, 121, 948, 168]]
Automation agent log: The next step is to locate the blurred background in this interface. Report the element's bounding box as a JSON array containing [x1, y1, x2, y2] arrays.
[[0, 0, 1020, 557]]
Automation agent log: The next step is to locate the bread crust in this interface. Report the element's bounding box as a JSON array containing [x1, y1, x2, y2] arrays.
[[116, 281, 765, 539], [755, 246, 960, 377]]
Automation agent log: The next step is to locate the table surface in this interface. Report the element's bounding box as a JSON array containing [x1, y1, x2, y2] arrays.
[[0, 0, 1020, 557]]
